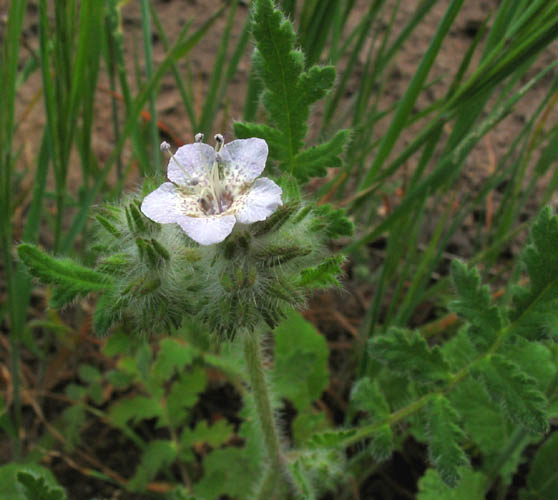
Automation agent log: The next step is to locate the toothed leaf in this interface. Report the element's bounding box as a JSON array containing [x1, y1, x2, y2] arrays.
[[368, 328, 450, 384], [234, 0, 349, 182], [511, 207, 558, 340], [17, 244, 113, 307], [426, 395, 469, 487], [472, 355, 548, 434]]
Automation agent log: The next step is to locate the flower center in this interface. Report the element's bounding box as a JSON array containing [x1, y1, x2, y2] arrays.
[[163, 134, 236, 217]]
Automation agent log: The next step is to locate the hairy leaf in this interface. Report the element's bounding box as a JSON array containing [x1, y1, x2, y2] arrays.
[[273, 310, 329, 410], [151, 338, 196, 382], [511, 207, 558, 340], [450, 260, 503, 346], [310, 203, 354, 238], [473, 355, 548, 434], [521, 432, 558, 500], [307, 429, 357, 449], [368, 328, 450, 384], [193, 446, 260, 500], [165, 366, 207, 427], [109, 395, 163, 428], [17, 244, 113, 307], [350, 377, 393, 460], [418, 467, 487, 500], [297, 254, 345, 288], [17, 472, 66, 500], [128, 440, 177, 491], [292, 129, 350, 182], [426, 395, 469, 487], [234, 0, 348, 182]]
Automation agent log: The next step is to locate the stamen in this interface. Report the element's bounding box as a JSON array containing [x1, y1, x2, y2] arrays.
[[194, 133, 204, 143], [160, 142, 197, 185], [214, 134, 224, 152]]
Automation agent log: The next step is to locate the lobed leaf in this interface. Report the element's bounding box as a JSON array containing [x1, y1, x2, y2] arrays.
[[418, 467, 487, 500], [273, 310, 329, 411], [17, 244, 113, 307], [109, 395, 163, 428], [511, 207, 558, 339], [128, 440, 177, 491], [310, 203, 354, 238], [449, 260, 503, 345], [234, 0, 349, 182], [521, 432, 558, 500], [17, 472, 66, 500], [426, 395, 469, 487], [297, 254, 345, 289], [368, 328, 450, 384], [472, 355, 548, 434]]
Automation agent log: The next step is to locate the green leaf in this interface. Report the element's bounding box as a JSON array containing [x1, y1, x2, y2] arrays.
[[368, 328, 450, 384], [521, 432, 558, 500], [350, 377, 390, 418], [0, 464, 63, 500], [449, 378, 507, 457], [450, 260, 503, 346], [102, 331, 131, 357], [418, 468, 487, 500], [307, 428, 358, 449], [310, 203, 354, 238], [165, 366, 207, 427], [426, 395, 469, 487], [16, 472, 66, 500], [109, 395, 163, 428], [473, 355, 548, 434], [128, 440, 177, 491], [78, 364, 101, 384], [291, 129, 350, 183], [349, 377, 393, 460], [180, 419, 234, 451], [92, 292, 119, 335], [193, 446, 260, 500], [297, 254, 345, 289], [17, 244, 113, 307], [234, 0, 349, 182], [151, 338, 196, 382], [273, 310, 329, 410], [511, 207, 558, 339]]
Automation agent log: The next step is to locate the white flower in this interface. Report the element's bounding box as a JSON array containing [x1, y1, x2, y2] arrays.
[[141, 136, 283, 245]]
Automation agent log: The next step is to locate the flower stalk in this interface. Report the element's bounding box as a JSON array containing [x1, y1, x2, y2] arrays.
[[242, 328, 287, 496]]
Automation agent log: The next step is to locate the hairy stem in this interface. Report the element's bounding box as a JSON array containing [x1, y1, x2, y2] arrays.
[[242, 329, 288, 496]]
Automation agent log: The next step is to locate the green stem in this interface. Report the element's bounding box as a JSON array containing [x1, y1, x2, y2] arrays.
[[254, 464, 280, 500], [242, 330, 287, 495]]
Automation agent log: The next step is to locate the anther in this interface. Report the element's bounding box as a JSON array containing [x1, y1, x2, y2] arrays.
[[214, 134, 224, 152], [160, 141, 171, 152], [194, 133, 204, 143]]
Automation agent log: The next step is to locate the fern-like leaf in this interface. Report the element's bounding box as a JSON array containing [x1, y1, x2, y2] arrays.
[[511, 206, 558, 339], [426, 395, 469, 487], [234, 0, 349, 182], [17, 472, 66, 500], [297, 255, 345, 288], [450, 260, 503, 346], [472, 355, 548, 434], [17, 244, 113, 307], [368, 328, 450, 384]]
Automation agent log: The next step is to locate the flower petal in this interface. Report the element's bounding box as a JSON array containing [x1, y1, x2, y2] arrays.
[[141, 182, 183, 223], [167, 143, 215, 186], [221, 138, 268, 183], [176, 214, 236, 245], [235, 177, 283, 224]]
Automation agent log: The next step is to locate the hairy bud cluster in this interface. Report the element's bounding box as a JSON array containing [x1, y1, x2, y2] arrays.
[[91, 190, 345, 338]]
